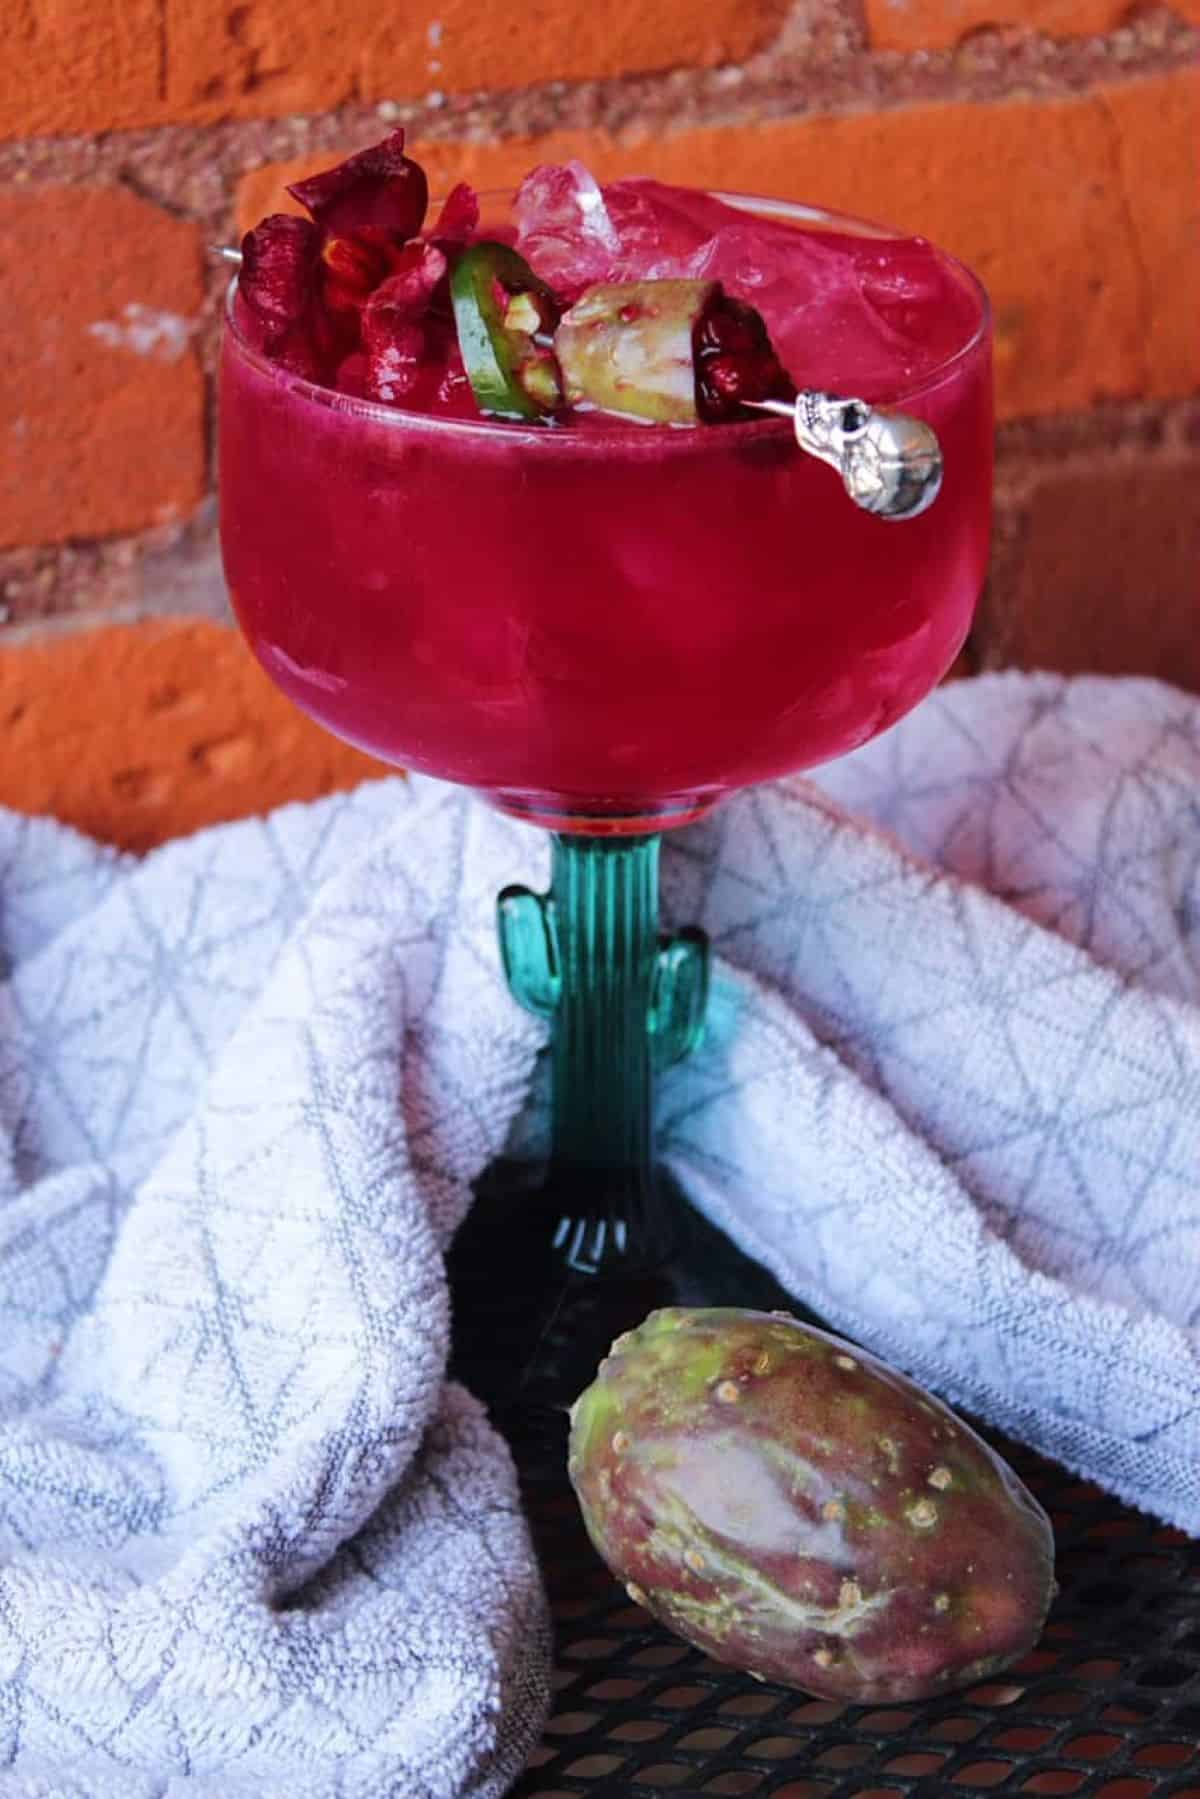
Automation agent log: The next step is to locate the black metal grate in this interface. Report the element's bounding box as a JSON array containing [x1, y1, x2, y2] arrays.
[[448, 1190, 1200, 1799]]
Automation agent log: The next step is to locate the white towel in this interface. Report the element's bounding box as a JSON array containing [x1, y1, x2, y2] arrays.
[[0, 670, 1197, 1795], [0, 786, 550, 1797]]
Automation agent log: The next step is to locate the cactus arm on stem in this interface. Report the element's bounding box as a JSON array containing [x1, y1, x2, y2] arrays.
[[651, 928, 709, 1069], [497, 885, 561, 1018]]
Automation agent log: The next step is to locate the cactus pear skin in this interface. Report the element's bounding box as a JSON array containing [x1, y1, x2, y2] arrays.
[[568, 1308, 1055, 1703]]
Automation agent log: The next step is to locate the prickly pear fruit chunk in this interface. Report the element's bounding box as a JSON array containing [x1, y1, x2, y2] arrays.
[[555, 279, 709, 423], [554, 279, 793, 423], [568, 1308, 1055, 1702]]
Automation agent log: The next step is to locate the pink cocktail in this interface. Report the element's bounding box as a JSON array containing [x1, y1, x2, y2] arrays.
[[220, 156, 992, 1299], [223, 192, 990, 834]]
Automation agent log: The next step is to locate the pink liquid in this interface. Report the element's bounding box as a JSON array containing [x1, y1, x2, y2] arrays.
[[221, 194, 992, 831]]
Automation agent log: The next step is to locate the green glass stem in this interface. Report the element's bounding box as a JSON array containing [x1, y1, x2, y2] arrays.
[[499, 833, 709, 1275]]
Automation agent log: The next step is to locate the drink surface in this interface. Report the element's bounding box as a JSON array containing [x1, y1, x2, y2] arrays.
[[221, 176, 992, 830]]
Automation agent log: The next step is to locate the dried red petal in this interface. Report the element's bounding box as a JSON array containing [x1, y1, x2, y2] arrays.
[[427, 182, 480, 246], [321, 229, 395, 312], [271, 324, 326, 382], [433, 342, 477, 417], [309, 298, 360, 372], [335, 351, 370, 397], [365, 326, 428, 405], [235, 290, 324, 381], [362, 243, 448, 335], [239, 214, 321, 341], [232, 288, 271, 355], [287, 129, 429, 242], [319, 223, 444, 327], [363, 245, 454, 409], [359, 246, 467, 411]]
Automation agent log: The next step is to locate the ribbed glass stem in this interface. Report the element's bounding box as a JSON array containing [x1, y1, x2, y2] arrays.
[[498, 830, 708, 1277], [547, 834, 660, 1269]]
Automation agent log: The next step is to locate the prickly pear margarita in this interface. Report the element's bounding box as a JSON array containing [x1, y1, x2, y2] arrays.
[[220, 135, 993, 1288], [221, 147, 990, 833]]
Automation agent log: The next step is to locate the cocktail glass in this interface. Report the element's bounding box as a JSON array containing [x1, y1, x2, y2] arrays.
[[219, 189, 991, 1359]]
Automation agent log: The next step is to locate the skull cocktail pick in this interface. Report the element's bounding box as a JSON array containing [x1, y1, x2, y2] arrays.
[[747, 391, 944, 521]]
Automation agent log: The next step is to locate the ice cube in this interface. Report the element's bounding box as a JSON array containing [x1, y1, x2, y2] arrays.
[[602, 180, 722, 279], [517, 170, 980, 402], [850, 236, 982, 371], [513, 163, 622, 301]]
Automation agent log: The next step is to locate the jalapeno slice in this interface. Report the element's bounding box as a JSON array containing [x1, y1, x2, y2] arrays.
[[449, 242, 563, 421]]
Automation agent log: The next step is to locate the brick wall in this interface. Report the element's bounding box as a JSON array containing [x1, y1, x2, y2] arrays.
[[1, 0, 1197, 696]]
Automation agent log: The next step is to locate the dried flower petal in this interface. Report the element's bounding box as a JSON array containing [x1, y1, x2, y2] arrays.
[[427, 182, 480, 246], [334, 351, 369, 397], [239, 214, 321, 341], [363, 243, 451, 408], [433, 342, 476, 418], [321, 227, 398, 313], [365, 322, 428, 406], [233, 291, 323, 381], [288, 129, 428, 242], [363, 241, 447, 327], [270, 325, 326, 381]]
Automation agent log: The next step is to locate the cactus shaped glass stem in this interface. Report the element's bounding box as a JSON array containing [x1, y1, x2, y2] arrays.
[[499, 833, 708, 1276]]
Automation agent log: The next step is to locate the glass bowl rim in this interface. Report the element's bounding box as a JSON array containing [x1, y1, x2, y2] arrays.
[[223, 185, 992, 446]]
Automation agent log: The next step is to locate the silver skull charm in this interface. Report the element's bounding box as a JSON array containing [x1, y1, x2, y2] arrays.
[[792, 391, 943, 521]]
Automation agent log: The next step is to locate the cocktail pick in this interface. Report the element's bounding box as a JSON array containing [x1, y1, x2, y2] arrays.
[[744, 392, 943, 521], [212, 246, 244, 265]]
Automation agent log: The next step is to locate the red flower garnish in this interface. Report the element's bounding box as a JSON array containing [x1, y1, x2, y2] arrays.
[[287, 129, 429, 242], [236, 136, 476, 401], [236, 135, 438, 384]]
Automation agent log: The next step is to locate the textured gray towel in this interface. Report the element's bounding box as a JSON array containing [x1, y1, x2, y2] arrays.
[[0, 786, 551, 1797], [0, 671, 1198, 1795]]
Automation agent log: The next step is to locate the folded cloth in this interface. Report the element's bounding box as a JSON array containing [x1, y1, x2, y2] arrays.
[[0, 670, 1197, 1794]]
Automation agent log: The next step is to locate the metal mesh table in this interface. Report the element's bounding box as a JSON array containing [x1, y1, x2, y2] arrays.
[[449, 1194, 1200, 1799]]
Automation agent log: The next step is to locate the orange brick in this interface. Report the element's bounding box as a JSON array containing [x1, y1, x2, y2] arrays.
[[357, 0, 785, 106], [163, 0, 362, 122], [0, 620, 385, 852], [1, 0, 161, 139], [1100, 74, 1200, 407], [0, 186, 206, 550], [866, 0, 1200, 52], [236, 70, 1199, 422], [2, 0, 785, 140]]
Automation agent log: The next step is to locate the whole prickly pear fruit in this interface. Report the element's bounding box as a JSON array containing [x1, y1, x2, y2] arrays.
[[568, 1308, 1055, 1702]]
